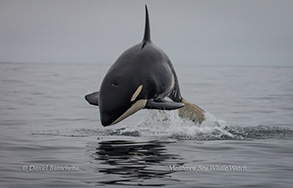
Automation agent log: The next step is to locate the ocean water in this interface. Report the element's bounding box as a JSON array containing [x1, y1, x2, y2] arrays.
[[0, 62, 293, 188]]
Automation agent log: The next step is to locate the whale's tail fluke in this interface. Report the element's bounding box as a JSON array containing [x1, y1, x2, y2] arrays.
[[143, 5, 151, 43], [178, 99, 205, 124]]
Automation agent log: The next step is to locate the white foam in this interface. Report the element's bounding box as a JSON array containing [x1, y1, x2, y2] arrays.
[[118, 110, 234, 140]]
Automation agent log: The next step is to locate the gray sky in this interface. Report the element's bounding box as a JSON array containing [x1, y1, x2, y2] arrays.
[[1, 0, 293, 66]]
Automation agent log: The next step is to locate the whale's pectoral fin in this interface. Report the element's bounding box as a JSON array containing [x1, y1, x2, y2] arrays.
[[145, 99, 184, 110], [85, 91, 99, 106], [178, 98, 205, 124]]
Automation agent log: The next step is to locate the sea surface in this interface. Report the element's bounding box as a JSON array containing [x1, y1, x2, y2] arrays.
[[0, 62, 293, 188]]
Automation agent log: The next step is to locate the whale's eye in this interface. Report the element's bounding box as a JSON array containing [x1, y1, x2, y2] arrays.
[[111, 82, 118, 87]]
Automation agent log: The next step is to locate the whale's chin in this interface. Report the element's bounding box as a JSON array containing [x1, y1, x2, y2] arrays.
[[100, 99, 147, 126]]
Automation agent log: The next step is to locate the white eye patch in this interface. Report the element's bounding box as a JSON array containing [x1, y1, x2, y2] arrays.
[[131, 85, 143, 102]]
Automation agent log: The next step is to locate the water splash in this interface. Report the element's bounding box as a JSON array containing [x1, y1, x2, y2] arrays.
[[133, 110, 293, 140], [128, 110, 234, 140], [32, 110, 293, 140]]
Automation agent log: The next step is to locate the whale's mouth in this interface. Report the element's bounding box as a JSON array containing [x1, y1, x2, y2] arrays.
[[101, 99, 147, 126]]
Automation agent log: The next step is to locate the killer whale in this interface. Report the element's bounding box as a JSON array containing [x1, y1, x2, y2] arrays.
[[85, 5, 205, 126]]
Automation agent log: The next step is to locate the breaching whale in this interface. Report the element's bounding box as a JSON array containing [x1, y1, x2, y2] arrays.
[[85, 5, 205, 126]]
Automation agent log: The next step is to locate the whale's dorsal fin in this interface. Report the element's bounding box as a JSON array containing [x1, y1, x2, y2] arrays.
[[143, 5, 151, 42], [142, 5, 151, 48]]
